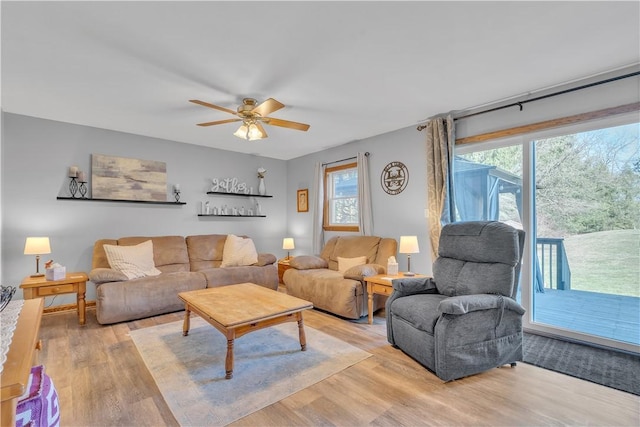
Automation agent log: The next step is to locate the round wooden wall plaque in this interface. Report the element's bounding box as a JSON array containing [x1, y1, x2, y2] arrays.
[[381, 161, 409, 195]]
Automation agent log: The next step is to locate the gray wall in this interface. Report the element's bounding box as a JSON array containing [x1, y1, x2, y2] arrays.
[[456, 65, 640, 140], [285, 125, 434, 276], [2, 113, 287, 304]]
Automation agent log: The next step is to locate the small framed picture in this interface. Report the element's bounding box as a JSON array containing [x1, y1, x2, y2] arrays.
[[297, 189, 309, 212]]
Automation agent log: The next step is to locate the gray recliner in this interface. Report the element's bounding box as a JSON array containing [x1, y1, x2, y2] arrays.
[[386, 221, 526, 381]]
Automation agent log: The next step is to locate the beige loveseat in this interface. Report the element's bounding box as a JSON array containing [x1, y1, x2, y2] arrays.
[[89, 234, 278, 324], [283, 235, 397, 319]]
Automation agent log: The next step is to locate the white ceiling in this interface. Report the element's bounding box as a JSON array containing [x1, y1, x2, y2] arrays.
[[2, 1, 639, 160]]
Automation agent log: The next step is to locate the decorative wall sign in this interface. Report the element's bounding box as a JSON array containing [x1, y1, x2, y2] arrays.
[[380, 161, 409, 195], [92, 154, 167, 201]]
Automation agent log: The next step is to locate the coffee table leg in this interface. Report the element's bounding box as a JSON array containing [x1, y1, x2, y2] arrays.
[[297, 312, 307, 351], [225, 331, 235, 379], [182, 306, 191, 336]]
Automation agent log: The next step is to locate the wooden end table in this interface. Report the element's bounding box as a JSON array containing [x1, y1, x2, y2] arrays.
[[20, 272, 88, 325], [278, 258, 293, 284], [179, 283, 313, 379], [364, 273, 429, 324]]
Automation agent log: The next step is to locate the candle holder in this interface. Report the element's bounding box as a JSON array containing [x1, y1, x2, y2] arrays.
[[79, 181, 88, 199], [174, 190, 181, 203], [69, 176, 78, 198]]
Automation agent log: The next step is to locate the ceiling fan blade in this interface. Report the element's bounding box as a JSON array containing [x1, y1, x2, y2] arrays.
[[264, 117, 310, 131], [251, 98, 285, 117], [189, 99, 237, 115], [196, 118, 242, 127]]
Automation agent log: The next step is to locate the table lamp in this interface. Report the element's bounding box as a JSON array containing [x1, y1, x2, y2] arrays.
[[24, 237, 51, 277], [399, 235, 419, 276], [282, 237, 295, 260]]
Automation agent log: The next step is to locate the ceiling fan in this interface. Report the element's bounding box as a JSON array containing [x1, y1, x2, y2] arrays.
[[189, 97, 310, 141]]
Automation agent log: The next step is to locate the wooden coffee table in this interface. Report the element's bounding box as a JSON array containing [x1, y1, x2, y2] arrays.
[[178, 283, 313, 379]]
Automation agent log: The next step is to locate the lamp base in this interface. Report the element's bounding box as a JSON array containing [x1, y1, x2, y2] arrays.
[[30, 273, 45, 278], [404, 272, 416, 277]]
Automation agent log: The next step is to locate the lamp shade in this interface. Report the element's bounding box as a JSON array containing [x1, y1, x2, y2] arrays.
[[282, 238, 295, 250], [24, 237, 51, 255], [399, 236, 419, 254]]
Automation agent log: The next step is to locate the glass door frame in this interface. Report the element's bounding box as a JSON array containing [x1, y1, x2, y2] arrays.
[[456, 111, 639, 354]]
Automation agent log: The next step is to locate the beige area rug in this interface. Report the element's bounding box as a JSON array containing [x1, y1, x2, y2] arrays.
[[130, 317, 372, 426]]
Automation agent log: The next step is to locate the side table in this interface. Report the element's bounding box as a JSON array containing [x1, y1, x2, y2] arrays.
[[278, 258, 293, 284], [20, 272, 88, 325], [364, 273, 428, 324]]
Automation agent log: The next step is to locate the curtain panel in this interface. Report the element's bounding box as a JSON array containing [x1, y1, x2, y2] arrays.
[[425, 115, 456, 259], [357, 152, 373, 235], [312, 162, 326, 255]]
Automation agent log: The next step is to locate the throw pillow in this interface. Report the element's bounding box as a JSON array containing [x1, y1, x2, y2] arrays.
[[337, 256, 367, 273], [103, 240, 161, 280], [221, 234, 259, 267]]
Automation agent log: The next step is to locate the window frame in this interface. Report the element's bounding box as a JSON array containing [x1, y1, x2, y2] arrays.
[[323, 162, 359, 232]]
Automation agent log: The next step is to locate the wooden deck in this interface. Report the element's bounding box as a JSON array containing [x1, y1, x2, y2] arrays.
[[532, 289, 640, 345]]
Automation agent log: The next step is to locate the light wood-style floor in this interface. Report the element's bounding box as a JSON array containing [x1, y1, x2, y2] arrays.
[[38, 303, 639, 426]]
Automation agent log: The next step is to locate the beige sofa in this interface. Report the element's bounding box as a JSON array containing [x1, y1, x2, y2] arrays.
[[283, 235, 397, 319], [89, 234, 278, 324]]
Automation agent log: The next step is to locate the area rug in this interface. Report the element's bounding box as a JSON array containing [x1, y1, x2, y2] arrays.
[[523, 332, 640, 395], [130, 317, 371, 426]]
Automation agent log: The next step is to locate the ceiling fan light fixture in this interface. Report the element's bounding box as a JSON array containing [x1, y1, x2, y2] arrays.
[[247, 122, 265, 141], [233, 123, 249, 139]]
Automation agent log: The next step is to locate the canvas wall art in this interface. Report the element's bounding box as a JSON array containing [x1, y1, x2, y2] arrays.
[[92, 154, 167, 201]]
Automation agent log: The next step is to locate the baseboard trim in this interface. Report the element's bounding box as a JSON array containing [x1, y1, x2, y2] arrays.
[[43, 300, 96, 314]]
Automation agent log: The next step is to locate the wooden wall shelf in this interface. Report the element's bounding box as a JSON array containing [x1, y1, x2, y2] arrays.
[[206, 191, 273, 198], [57, 197, 186, 205], [198, 214, 266, 218]]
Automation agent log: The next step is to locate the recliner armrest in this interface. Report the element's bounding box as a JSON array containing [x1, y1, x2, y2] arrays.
[[255, 253, 277, 266], [438, 294, 525, 315], [89, 267, 129, 284], [391, 276, 438, 296], [289, 255, 329, 270], [344, 263, 385, 280]]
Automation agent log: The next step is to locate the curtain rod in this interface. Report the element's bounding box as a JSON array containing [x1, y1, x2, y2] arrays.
[[416, 70, 640, 131], [322, 152, 369, 167]]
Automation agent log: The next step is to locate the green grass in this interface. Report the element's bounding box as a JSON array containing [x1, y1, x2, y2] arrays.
[[562, 229, 639, 297]]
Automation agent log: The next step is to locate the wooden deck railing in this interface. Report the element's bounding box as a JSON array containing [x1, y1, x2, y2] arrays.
[[536, 237, 572, 290]]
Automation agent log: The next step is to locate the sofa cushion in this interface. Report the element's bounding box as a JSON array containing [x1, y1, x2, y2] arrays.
[[389, 293, 447, 334], [337, 256, 367, 273], [327, 236, 382, 271], [221, 234, 258, 267], [103, 240, 162, 280], [433, 257, 515, 297], [186, 234, 227, 270], [118, 236, 190, 272], [95, 271, 207, 324]]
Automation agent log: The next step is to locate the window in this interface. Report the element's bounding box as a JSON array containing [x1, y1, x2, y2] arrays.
[[324, 162, 359, 231]]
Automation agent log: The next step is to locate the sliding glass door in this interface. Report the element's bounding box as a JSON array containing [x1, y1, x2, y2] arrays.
[[455, 114, 639, 352]]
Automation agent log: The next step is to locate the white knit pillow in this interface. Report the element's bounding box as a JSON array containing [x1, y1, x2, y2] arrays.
[[103, 240, 161, 280], [337, 256, 367, 273], [221, 234, 259, 267]]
